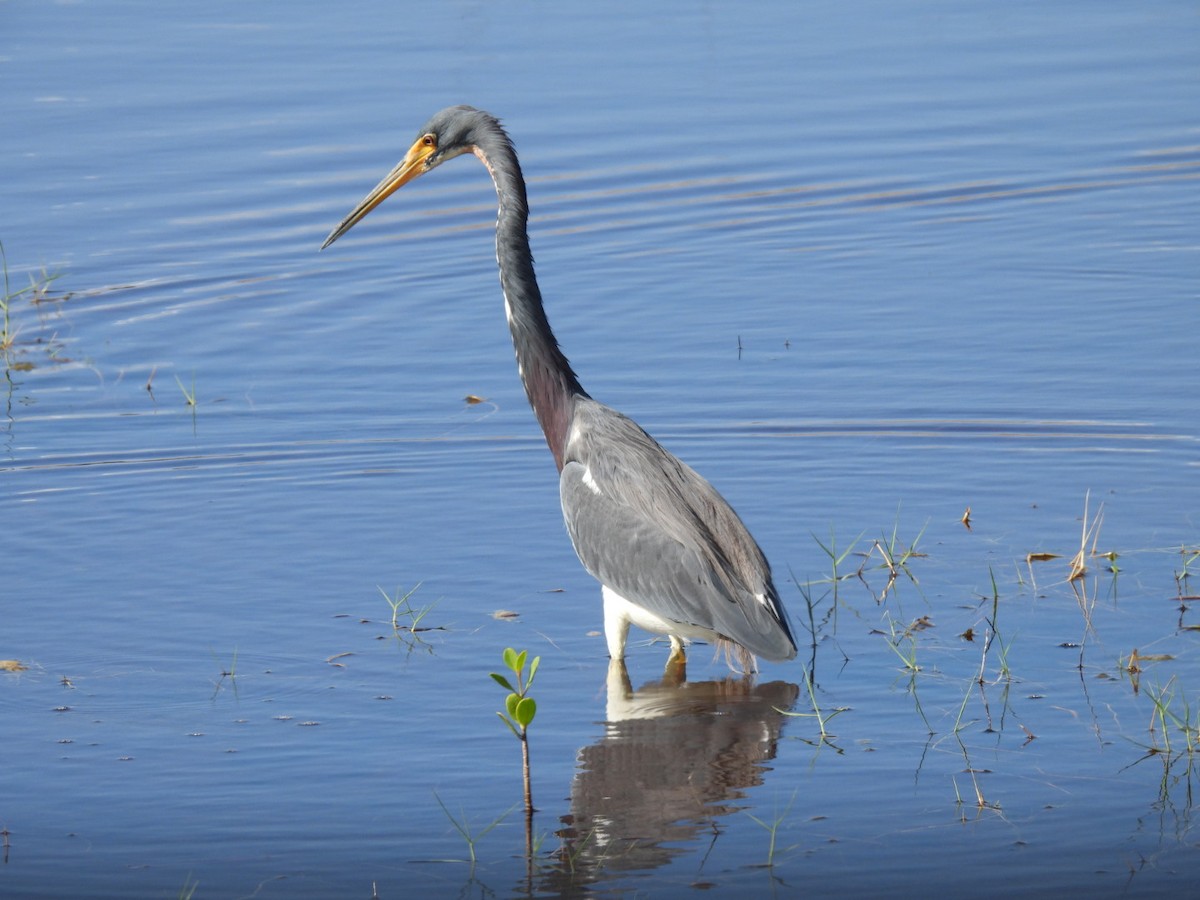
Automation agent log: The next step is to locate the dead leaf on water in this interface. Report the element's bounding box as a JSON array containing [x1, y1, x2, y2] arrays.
[[493, 610, 520, 619], [463, 394, 487, 405], [1, 660, 28, 672], [908, 615, 934, 632], [1027, 552, 1061, 563]]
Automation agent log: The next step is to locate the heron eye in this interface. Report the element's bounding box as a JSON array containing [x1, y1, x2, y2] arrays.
[[422, 134, 436, 147]]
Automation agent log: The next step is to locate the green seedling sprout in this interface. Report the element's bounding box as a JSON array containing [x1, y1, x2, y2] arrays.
[[491, 648, 540, 818]]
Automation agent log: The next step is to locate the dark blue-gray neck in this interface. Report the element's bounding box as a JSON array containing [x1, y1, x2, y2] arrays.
[[473, 124, 588, 471]]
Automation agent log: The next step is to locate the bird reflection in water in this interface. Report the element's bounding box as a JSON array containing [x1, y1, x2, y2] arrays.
[[539, 660, 799, 893]]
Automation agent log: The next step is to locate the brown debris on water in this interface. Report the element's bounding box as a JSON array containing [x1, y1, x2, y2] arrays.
[[1027, 552, 1060, 563]]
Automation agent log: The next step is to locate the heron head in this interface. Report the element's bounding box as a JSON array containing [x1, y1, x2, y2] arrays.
[[321, 105, 499, 250]]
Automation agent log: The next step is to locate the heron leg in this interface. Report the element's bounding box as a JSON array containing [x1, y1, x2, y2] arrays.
[[601, 586, 631, 660], [667, 635, 687, 663], [664, 636, 687, 684], [606, 657, 633, 697]]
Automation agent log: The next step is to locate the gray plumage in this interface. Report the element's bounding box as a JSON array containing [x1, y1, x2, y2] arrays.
[[562, 400, 795, 663], [323, 105, 796, 671]]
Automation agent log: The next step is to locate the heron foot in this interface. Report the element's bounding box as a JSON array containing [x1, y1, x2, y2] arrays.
[[664, 645, 687, 685]]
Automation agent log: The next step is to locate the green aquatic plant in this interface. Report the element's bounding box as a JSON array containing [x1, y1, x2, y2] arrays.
[[210, 647, 238, 699], [978, 565, 1016, 683], [810, 528, 862, 620], [377, 582, 439, 633], [1175, 544, 1200, 602], [175, 371, 197, 407], [176, 873, 199, 900], [551, 826, 599, 875], [881, 610, 924, 673], [1144, 677, 1198, 757], [777, 667, 847, 750], [0, 241, 13, 352], [879, 609, 936, 735], [863, 513, 928, 605], [491, 647, 540, 817], [743, 789, 799, 868], [1, 240, 64, 356], [433, 791, 515, 866], [175, 370, 198, 433]]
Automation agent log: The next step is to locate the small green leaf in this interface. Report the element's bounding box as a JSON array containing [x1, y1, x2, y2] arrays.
[[505, 692, 521, 720], [496, 711, 519, 739], [502, 647, 518, 671], [513, 649, 527, 674], [515, 696, 537, 728], [527, 655, 540, 687], [490, 672, 515, 692]]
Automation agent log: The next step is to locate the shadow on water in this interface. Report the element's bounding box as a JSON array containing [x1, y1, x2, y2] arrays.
[[536, 661, 799, 896]]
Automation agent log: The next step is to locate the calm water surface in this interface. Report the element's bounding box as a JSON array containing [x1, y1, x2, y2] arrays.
[[2, 1, 1198, 897]]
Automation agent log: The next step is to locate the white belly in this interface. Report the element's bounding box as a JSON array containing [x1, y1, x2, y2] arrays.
[[601, 585, 721, 658]]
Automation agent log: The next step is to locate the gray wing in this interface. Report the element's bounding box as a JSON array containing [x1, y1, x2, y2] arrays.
[[560, 398, 796, 662]]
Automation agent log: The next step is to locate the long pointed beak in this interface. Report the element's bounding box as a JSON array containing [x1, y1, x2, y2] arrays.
[[320, 137, 436, 250]]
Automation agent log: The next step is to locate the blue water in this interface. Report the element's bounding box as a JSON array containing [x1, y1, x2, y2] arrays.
[[2, 1, 1198, 897]]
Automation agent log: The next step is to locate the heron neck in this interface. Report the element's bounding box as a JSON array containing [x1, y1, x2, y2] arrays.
[[480, 140, 588, 471]]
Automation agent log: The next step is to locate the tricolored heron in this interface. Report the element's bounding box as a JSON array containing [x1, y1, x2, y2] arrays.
[[322, 106, 795, 672]]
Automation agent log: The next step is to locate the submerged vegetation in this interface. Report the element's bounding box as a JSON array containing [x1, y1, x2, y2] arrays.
[[0, 242, 211, 433], [378, 582, 440, 636], [0, 241, 70, 374], [782, 495, 1199, 826]]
